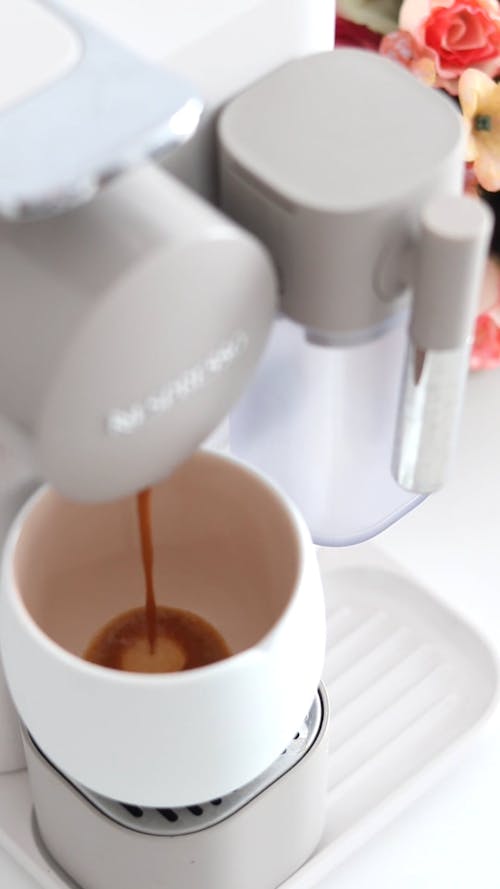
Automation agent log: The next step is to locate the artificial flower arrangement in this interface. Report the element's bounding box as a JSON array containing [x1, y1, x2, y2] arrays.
[[336, 0, 500, 370]]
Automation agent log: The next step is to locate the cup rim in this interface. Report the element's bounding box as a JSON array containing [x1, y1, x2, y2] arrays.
[[2, 449, 310, 685]]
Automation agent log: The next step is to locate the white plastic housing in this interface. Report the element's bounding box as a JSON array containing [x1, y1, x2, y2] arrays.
[[65, 0, 333, 66], [0, 0, 81, 112], [61, 0, 335, 197], [110, 0, 336, 198]]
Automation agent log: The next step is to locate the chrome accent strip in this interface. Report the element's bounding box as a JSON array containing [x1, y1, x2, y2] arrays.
[[393, 342, 470, 493]]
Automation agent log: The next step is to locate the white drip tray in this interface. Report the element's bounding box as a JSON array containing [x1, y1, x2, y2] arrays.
[[0, 544, 497, 889]]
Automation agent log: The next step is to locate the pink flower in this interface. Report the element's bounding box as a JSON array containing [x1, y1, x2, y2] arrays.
[[399, 0, 500, 94], [470, 257, 500, 369], [379, 29, 437, 83], [459, 68, 500, 191], [470, 312, 500, 368]]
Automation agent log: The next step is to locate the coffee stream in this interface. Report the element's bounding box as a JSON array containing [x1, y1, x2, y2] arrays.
[[84, 489, 231, 673], [137, 488, 156, 653]]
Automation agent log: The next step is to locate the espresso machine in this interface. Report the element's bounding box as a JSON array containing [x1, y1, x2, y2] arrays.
[[0, 3, 493, 889]]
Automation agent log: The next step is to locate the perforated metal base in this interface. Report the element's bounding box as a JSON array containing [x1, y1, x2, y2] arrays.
[[28, 692, 324, 838], [22, 687, 329, 889]]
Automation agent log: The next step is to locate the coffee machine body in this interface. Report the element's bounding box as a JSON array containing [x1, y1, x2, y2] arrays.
[[0, 4, 493, 889]]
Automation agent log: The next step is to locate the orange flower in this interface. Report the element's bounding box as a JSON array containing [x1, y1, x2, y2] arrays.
[[459, 68, 500, 191]]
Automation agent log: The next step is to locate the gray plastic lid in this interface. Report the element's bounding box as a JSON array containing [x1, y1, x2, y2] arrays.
[[219, 49, 462, 213]]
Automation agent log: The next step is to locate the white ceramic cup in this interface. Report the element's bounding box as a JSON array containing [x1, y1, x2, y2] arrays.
[[0, 451, 325, 807]]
